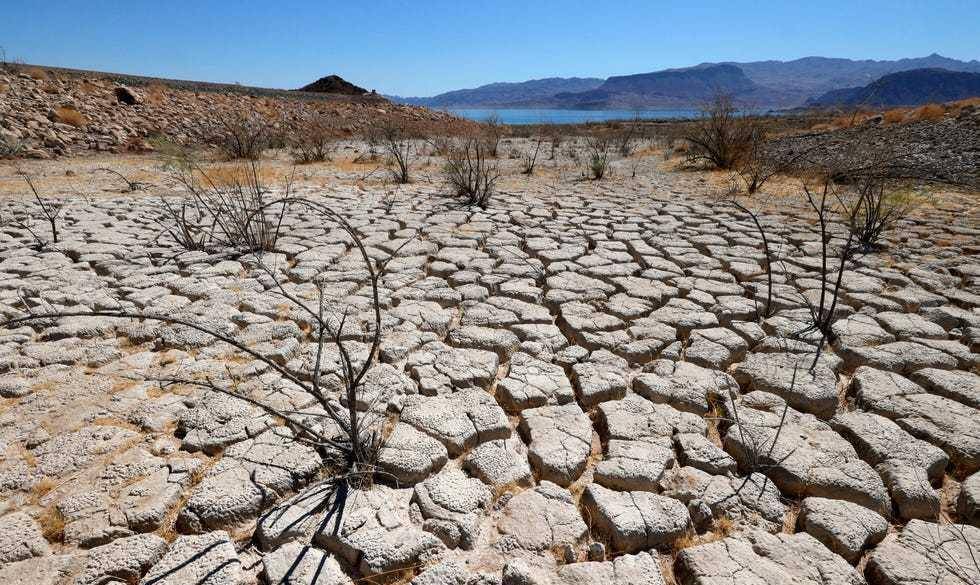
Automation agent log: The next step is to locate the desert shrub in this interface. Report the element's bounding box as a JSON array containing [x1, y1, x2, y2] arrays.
[[290, 114, 337, 164], [443, 138, 499, 208], [520, 138, 544, 175], [910, 103, 945, 122], [546, 126, 564, 160], [683, 94, 756, 169], [55, 106, 86, 128], [797, 174, 869, 362], [212, 111, 274, 160], [97, 168, 148, 192], [617, 115, 643, 157], [373, 122, 415, 184], [24, 66, 48, 80], [483, 112, 504, 157], [144, 82, 168, 106], [882, 108, 907, 124], [425, 135, 453, 157], [7, 176, 65, 249], [161, 160, 289, 254], [730, 127, 796, 194], [585, 136, 611, 180], [841, 179, 918, 252], [0, 133, 22, 158]]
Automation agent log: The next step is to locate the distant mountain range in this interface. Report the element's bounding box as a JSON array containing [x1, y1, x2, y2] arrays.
[[807, 68, 980, 107], [389, 54, 980, 110]]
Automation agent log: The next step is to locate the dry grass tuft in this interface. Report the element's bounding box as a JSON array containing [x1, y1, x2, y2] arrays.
[[30, 477, 57, 500], [55, 106, 87, 127], [144, 82, 168, 106], [38, 505, 65, 542], [673, 515, 736, 554], [24, 66, 49, 80], [882, 108, 907, 124], [910, 103, 945, 122]]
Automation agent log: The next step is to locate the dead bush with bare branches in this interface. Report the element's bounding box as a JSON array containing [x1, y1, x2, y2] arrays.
[[373, 123, 416, 184], [585, 136, 612, 180], [683, 94, 757, 170], [290, 114, 338, 164], [443, 138, 500, 208], [4, 175, 66, 249], [211, 110, 276, 160], [158, 161, 290, 255], [483, 112, 504, 157]]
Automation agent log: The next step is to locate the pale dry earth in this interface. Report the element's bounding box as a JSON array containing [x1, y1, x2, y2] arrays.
[[0, 145, 978, 585]]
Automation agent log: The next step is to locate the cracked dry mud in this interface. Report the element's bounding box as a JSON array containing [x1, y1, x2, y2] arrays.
[[0, 150, 978, 585]]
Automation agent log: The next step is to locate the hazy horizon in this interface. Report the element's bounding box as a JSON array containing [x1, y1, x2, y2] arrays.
[[2, 0, 978, 96]]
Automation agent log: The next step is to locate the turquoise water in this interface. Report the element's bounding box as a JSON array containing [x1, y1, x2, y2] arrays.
[[447, 108, 700, 125]]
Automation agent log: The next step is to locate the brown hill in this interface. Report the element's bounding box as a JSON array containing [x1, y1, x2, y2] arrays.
[[298, 75, 367, 95]]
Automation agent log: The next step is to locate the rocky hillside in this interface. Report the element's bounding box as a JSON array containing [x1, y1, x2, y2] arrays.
[[807, 68, 980, 107], [0, 65, 458, 159], [768, 102, 980, 188]]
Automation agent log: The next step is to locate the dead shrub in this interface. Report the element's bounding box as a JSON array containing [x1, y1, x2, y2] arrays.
[[290, 114, 337, 164], [373, 122, 416, 184], [55, 106, 87, 127], [520, 138, 544, 175], [0, 133, 21, 158], [910, 103, 945, 122], [842, 179, 919, 252], [160, 160, 290, 254], [7, 176, 65, 249], [24, 66, 48, 80], [584, 136, 611, 180], [211, 111, 275, 160], [882, 108, 907, 124], [683, 94, 756, 169], [483, 112, 504, 157], [617, 115, 643, 157], [144, 82, 168, 106], [38, 505, 65, 543], [443, 138, 500, 208]]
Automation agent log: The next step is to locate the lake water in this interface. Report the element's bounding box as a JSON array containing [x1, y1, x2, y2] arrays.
[[447, 108, 700, 125]]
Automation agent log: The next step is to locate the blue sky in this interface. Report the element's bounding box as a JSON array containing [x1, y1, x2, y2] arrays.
[[1, 1, 977, 96]]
